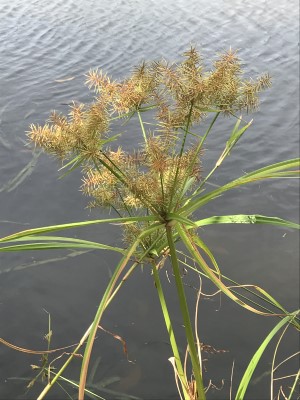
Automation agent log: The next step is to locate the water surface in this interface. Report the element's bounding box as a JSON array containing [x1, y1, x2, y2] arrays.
[[0, 0, 299, 399]]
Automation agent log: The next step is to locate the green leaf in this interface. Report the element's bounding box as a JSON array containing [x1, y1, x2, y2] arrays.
[[181, 177, 196, 196], [181, 159, 300, 215], [79, 223, 164, 398], [177, 225, 285, 316], [0, 235, 125, 253], [215, 120, 252, 167], [0, 216, 159, 243], [192, 235, 221, 276], [58, 155, 82, 171], [287, 369, 300, 400], [235, 311, 299, 400], [138, 104, 157, 112], [194, 215, 300, 230]]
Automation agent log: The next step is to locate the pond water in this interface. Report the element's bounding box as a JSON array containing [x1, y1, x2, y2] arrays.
[[0, 0, 299, 399]]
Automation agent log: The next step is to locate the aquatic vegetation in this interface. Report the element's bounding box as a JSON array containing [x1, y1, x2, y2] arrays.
[[0, 47, 299, 400]]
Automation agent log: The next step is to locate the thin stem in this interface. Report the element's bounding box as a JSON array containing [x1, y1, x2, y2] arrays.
[[175, 112, 220, 209], [106, 261, 139, 307], [159, 171, 165, 206], [115, 186, 133, 217], [166, 225, 206, 399], [168, 101, 194, 213], [93, 157, 126, 185], [50, 372, 106, 399], [177, 225, 283, 316], [107, 232, 166, 306], [288, 369, 300, 400], [137, 109, 148, 145], [109, 203, 123, 218], [93, 158, 161, 218], [270, 322, 290, 399], [186, 112, 221, 200]]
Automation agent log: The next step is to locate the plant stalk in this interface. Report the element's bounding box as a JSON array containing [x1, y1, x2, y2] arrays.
[[152, 263, 190, 400], [166, 225, 206, 399]]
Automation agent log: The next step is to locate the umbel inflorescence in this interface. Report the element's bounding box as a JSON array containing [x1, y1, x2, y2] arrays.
[[28, 47, 270, 246]]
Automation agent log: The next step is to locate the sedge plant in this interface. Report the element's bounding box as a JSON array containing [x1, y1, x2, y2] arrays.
[[0, 47, 299, 400]]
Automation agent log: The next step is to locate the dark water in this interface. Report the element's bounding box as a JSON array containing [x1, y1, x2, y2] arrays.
[[0, 0, 299, 399]]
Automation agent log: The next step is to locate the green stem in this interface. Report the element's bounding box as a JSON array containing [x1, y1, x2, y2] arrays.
[[93, 158, 161, 218], [187, 112, 220, 199], [166, 225, 206, 399], [152, 264, 190, 400], [168, 101, 194, 213]]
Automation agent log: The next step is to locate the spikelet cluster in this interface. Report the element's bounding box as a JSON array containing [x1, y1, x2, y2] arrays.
[[28, 101, 108, 161], [27, 47, 270, 249], [86, 62, 157, 114], [28, 47, 270, 162]]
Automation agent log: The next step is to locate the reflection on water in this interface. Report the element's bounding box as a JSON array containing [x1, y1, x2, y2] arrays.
[[0, 0, 299, 398]]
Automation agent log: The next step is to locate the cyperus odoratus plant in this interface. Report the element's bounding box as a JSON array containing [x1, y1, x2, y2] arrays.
[[1, 47, 299, 400]]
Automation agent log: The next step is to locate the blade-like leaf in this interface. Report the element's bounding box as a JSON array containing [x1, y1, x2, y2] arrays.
[[181, 159, 300, 215], [215, 119, 252, 168], [0, 215, 159, 243], [58, 155, 84, 179], [192, 235, 221, 276], [79, 222, 164, 398], [0, 236, 125, 254], [235, 311, 299, 400], [177, 224, 284, 316], [194, 215, 300, 230]]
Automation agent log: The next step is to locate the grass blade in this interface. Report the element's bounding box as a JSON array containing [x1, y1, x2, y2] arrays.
[[0, 236, 125, 254], [78, 223, 164, 399], [181, 159, 300, 215], [0, 215, 159, 243], [194, 215, 300, 230], [177, 224, 285, 316], [287, 369, 300, 400], [235, 311, 299, 400]]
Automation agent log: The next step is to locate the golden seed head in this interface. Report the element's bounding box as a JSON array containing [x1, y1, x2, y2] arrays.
[[27, 47, 270, 235]]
